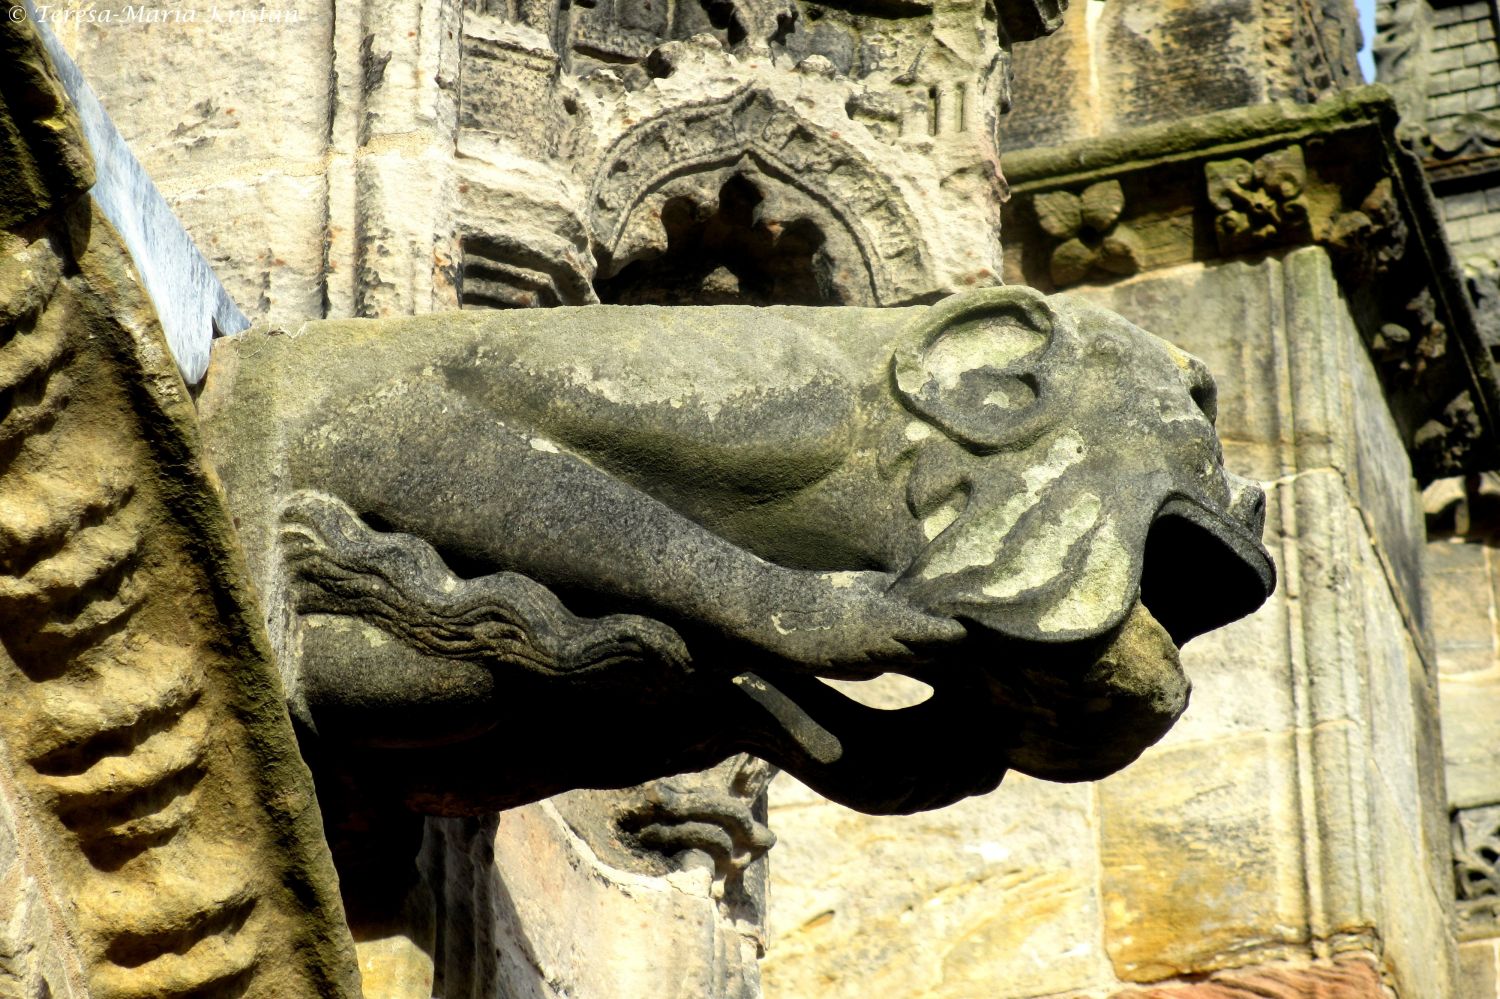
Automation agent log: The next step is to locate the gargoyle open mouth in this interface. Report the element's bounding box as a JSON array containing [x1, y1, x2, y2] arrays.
[[1140, 495, 1277, 646], [731, 493, 1277, 814]]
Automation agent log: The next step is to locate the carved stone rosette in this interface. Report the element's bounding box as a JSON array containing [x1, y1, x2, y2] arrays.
[[0, 18, 360, 999]]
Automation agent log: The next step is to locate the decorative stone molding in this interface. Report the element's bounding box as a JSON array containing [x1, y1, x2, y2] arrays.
[[1033, 179, 1145, 288], [1001, 87, 1500, 482], [461, 230, 601, 308], [0, 19, 360, 997], [451, 0, 1018, 309], [1424, 111, 1500, 161], [1205, 145, 1311, 256], [587, 87, 932, 305], [1455, 803, 1500, 936]]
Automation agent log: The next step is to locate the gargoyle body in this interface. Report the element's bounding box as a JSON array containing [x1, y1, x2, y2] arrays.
[[200, 287, 1274, 820]]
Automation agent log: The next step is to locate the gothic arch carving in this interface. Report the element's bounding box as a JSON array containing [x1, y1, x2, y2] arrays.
[[588, 87, 934, 305]]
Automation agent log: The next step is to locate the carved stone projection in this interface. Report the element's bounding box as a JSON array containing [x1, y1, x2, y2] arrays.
[[1205, 145, 1312, 256], [0, 19, 359, 999], [197, 285, 1274, 982], [1033, 180, 1145, 288]]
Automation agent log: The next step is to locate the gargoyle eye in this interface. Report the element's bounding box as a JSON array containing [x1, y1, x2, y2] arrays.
[[893, 287, 1060, 452], [922, 316, 1046, 391], [1186, 359, 1218, 425]]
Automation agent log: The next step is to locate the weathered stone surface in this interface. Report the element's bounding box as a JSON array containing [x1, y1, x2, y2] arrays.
[[30, 8, 1487, 999], [1108, 954, 1388, 997], [1377, 0, 1500, 183], [1004, 0, 1363, 151], [765, 772, 1110, 999], [1072, 257, 1455, 999], [1098, 733, 1307, 981], [0, 19, 360, 997], [1442, 672, 1500, 812], [199, 290, 1270, 813], [1459, 938, 1500, 998], [25, 12, 248, 383], [41, 0, 348, 325], [45, 0, 1042, 329], [485, 800, 765, 999], [0, 12, 90, 229], [42, 7, 1075, 992], [0, 770, 87, 999], [197, 288, 1272, 995]]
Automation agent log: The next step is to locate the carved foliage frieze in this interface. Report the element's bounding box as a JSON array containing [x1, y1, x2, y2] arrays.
[[1205, 145, 1312, 256], [1000, 91, 1500, 480]]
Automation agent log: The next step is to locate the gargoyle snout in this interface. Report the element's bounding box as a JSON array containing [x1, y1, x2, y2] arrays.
[[1226, 471, 1266, 539]]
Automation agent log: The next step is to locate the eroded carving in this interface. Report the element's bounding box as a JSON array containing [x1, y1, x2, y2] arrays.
[[0, 20, 358, 998], [1032, 180, 1144, 288], [1205, 145, 1311, 256], [1370, 287, 1449, 385], [1455, 803, 1500, 934], [1423, 111, 1500, 161], [1415, 390, 1485, 477], [1327, 177, 1408, 284], [283, 490, 691, 688], [588, 87, 929, 305], [596, 171, 858, 306], [614, 755, 777, 883]]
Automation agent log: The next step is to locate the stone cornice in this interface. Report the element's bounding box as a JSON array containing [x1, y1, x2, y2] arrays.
[[1002, 87, 1404, 190], [1001, 86, 1500, 482]]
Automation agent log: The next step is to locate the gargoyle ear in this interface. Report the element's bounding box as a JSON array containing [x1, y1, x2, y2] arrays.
[[893, 286, 1061, 453]]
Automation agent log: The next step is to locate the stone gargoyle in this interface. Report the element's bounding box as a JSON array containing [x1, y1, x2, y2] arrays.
[[200, 286, 1274, 830]]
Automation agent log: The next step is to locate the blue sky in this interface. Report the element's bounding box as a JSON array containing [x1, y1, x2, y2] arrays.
[[1358, 0, 1377, 81]]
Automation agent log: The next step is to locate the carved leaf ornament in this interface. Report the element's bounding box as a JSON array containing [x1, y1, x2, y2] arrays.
[[1205, 145, 1311, 255]]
